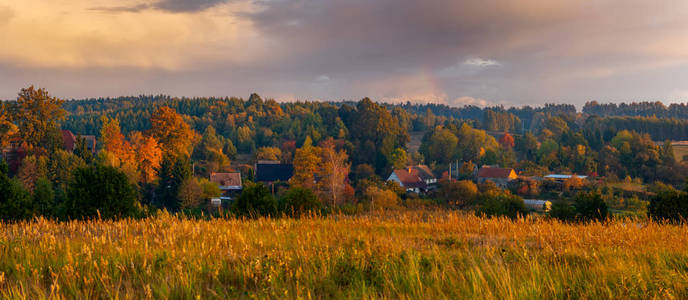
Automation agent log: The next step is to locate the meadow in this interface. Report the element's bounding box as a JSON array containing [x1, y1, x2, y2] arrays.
[[1, 211, 688, 299]]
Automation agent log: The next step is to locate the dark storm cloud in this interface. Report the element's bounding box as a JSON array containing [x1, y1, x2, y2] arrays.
[[8, 0, 688, 105]]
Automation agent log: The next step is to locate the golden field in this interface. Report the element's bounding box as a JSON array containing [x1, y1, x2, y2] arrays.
[[1, 211, 688, 299]]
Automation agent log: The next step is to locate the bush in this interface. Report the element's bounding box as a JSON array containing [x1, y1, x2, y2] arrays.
[[477, 193, 526, 219], [280, 187, 321, 217], [65, 164, 138, 220], [549, 201, 576, 221], [233, 182, 277, 217], [439, 180, 477, 208], [648, 188, 688, 222], [365, 186, 400, 210], [573, 192, 609, 222]]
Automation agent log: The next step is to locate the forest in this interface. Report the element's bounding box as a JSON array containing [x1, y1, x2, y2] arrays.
[[1, 86, 688, 222]]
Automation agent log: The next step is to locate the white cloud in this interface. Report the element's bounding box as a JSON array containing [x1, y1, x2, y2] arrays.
[[448, 96, 491, 107], [462, 57, 501, 67]]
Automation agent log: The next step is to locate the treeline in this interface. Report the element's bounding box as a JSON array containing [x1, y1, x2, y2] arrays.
[[583, 101, 688, 118], [584, 116, 688, 141]]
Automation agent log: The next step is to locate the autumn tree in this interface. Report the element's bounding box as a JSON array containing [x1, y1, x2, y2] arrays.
[[149, 106, 198, 157], [17, 155, 48, 192], [130, 131, 162, 184], [100, 116, 134, 164], [290, 137, 321, 189], [255, 147, 282, 162], [440, 180, 478, 207], [365, 186, 400, 210], [11, 86, 66, 153], [0, 102, 18, 148], [193, 126, 230, 174], [499, 133, 515, 149], [390, 148, 408, 170], [178, 178, 204, 209], [317, 138, 351, 207]]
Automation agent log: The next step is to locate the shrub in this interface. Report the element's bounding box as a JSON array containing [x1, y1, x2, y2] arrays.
[[439, 180, 478, 208], [648, 188, 688, 222], [573, 192, 609, 222], [365, 186, 400, 210], [233, 182, 277, 217], [477, 193, 527, 219], [65, 164, 138, 220], [280, 187, 321, 217], [549, 201, 576, 221]]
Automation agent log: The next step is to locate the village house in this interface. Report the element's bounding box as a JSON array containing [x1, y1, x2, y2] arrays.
[[477, 166, 518, 188], [255, 161, 294, 183], [523, 199, 552, 212], [544, 174, 588, 183], [209, 172, 242, 207], [387, 165, 437, 193], [61, 130, 97, 154]]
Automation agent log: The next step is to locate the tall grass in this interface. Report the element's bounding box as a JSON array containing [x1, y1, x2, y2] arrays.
[[1, 211, 688, 299]]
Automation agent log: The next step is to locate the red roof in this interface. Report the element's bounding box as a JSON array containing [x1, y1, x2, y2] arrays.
[[210, 172, 242, 189], [62, 130, 76, 151], [392, 165, 435, 189], [477, 167, 515, 179]]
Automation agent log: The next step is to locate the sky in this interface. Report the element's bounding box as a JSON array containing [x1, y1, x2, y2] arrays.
[[1, 0, 688, 107]]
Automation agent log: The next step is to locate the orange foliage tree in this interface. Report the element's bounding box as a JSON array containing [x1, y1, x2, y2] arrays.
[[100, 116, 135, 165], [149, 106, 198, 157], [129, 131, 162, 184]]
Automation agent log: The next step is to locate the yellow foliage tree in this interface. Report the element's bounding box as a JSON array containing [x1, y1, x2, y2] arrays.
[[290, 137, 321, 189], [149, 106, 198, 157], [317, 138, 351, 207]]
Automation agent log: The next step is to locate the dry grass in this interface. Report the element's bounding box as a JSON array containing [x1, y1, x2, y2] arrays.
[[674, 144, 688, 162], [1, 211, 688, 299]]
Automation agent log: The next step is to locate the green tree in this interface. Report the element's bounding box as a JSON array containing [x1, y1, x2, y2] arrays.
[[66, 165, 138, 220], [233, 182, 277, 218], [0, 168, 32, 221], [419, 128, 457, 164], [349, 98, 408, 173], [280, 187, 321, 218], [648, 188, 688, 223], [573, 192, 609, 222], [32, 177, 55, 217], [156, 155, 193, 211], [549, 201, 576, 221], [477, 193, 527, 219]]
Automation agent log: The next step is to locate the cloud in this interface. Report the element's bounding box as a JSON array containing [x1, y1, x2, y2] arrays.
[[4, 0, 688, 105], [449, 96, 492, 107], [463, 58, 501, 67], [315, 75, 330, 82], [92, 0, 230, 13]]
